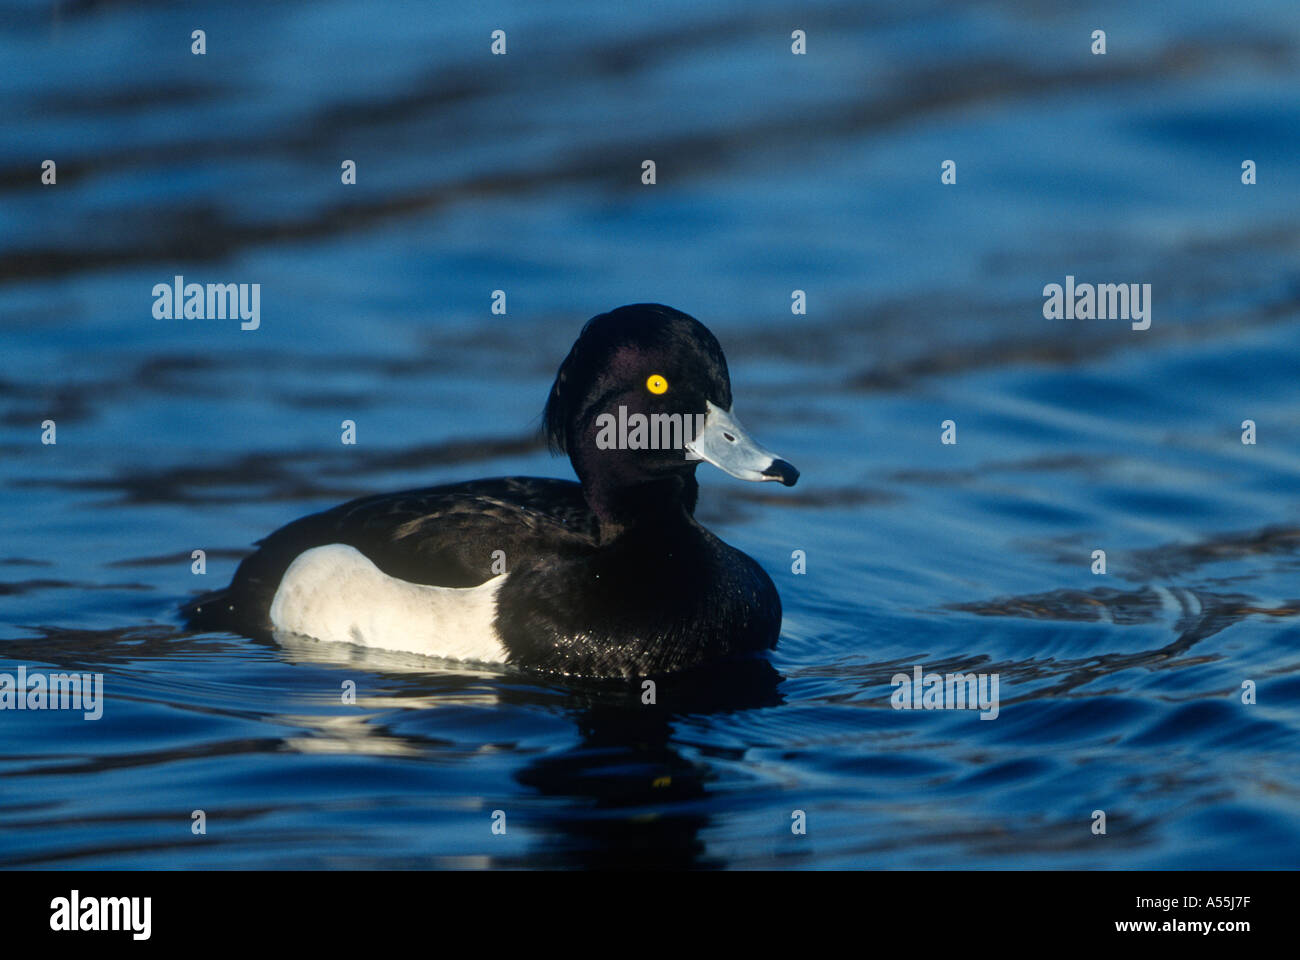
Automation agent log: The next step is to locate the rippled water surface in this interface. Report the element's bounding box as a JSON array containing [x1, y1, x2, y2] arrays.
[[2, 0, 1299, 868]]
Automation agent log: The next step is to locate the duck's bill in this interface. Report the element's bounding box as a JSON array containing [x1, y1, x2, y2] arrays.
[[686, 400, 799, 486]]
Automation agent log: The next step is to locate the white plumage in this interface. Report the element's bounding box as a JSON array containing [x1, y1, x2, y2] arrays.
[[269, 544, 507, 663]]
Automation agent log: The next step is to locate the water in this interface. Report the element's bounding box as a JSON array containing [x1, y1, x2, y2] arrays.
[[2, 0, 1298, 868]]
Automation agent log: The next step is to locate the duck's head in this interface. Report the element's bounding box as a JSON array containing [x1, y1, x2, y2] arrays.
[[544, 304, 797, 520]]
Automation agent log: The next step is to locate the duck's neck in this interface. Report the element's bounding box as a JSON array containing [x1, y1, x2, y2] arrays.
[[582, 473, 699, 542]]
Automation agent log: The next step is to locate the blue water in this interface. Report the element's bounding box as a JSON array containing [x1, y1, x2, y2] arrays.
[[1, 0, 1298, 868]]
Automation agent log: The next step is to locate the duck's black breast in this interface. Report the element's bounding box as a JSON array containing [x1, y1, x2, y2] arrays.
[[183, 476, 598, 636], [494, 516, 782, 678]]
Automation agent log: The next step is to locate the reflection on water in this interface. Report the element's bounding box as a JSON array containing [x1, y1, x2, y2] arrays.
[[2, 0, 1299, 867]]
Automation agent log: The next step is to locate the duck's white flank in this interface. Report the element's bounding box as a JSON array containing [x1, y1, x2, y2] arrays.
[[269, 543, 507, 662]]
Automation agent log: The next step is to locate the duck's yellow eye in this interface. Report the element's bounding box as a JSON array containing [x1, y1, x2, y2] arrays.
[[646, 374, 668, 394]]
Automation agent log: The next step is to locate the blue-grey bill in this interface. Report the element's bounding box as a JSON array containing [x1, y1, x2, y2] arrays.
[[686, 400, 799, 486]]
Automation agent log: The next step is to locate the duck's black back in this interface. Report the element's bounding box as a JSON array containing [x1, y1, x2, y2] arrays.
[[183, 476, 598, 637]]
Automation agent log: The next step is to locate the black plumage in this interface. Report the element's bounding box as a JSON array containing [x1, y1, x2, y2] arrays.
[[184, 304, 796, 678]]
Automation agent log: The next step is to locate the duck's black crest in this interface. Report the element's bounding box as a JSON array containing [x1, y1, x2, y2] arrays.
[[543, 303, 731, 455]]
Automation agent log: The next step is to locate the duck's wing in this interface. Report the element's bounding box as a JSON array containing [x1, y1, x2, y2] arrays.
[[183, 476, 596, 635]]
